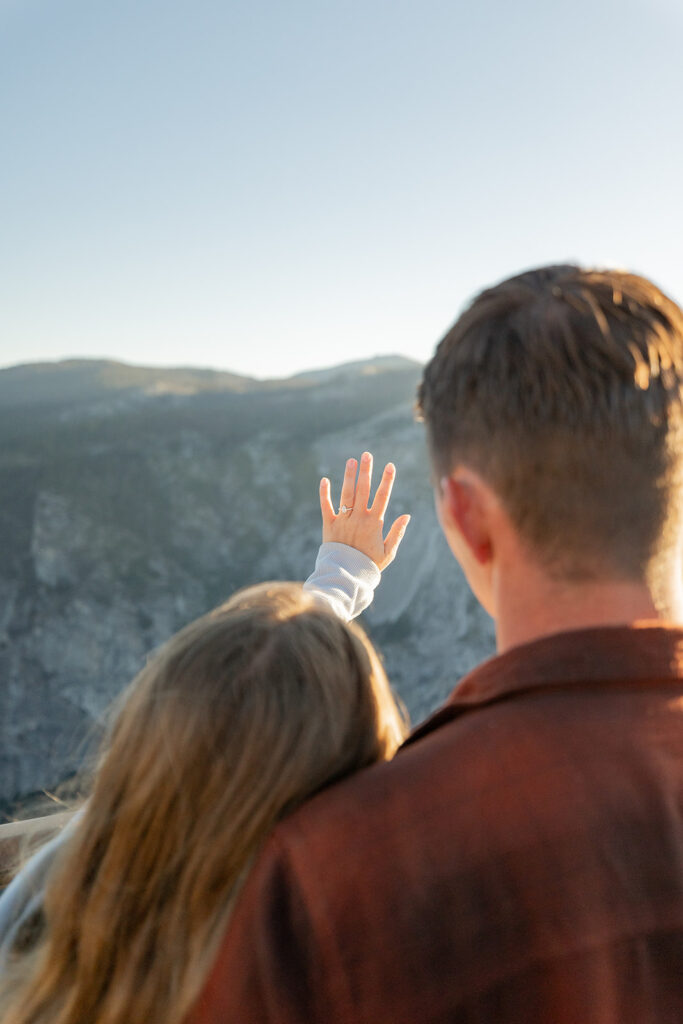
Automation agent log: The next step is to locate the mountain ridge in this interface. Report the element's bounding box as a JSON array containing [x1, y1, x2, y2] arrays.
[[0, 354, 422, 407]]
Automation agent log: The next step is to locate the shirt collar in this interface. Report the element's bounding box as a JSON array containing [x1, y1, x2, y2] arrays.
[[404, 622, 683, 748]]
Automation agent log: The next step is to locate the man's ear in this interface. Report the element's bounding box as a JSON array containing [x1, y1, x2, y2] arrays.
[[441, 472, 493, 566]]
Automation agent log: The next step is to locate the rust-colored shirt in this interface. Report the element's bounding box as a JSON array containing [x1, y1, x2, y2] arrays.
[[188, 624, 683, 1024]]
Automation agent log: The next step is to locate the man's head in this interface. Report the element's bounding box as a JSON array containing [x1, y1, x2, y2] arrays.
[[418, 265, 683, 605]]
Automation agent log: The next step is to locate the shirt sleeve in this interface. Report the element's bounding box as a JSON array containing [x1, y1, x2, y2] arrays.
[[0, 810, 83, 968], [303, 542, 381, 622]]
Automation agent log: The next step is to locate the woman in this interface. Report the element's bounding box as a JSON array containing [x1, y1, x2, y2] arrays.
[[0, 454, 410, 1024]]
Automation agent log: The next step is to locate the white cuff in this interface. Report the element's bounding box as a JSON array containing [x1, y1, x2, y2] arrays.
[[303, 542, 381, 622]]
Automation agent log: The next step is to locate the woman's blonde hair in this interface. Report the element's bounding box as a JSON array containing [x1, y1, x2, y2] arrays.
[[0, 583, 406, 1024]]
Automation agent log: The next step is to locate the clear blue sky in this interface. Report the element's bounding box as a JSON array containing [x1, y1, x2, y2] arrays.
[[1, 0, 682, 379]]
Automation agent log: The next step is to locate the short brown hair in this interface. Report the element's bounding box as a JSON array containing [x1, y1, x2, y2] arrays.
[[417, 265, 683, 580]]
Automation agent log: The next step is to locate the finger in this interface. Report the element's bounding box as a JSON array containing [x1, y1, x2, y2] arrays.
[[370, 462, 396, 519], [319, 478, 335, 525], [383, 514, 411, 566], [355, 451, 373, 509], [338, 457, 358, 513]]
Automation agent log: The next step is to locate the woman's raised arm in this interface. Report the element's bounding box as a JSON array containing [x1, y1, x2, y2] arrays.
[[303, 452, 410, 622]]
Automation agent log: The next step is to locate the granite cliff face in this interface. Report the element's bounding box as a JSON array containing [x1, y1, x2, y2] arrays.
[[0, 357, 494, 812]]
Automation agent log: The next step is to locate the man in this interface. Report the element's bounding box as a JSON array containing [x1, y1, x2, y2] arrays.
[[190, 266, 683, 1022]]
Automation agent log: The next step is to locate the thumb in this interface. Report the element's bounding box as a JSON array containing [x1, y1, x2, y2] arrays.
[[383, 514, 411, 566]]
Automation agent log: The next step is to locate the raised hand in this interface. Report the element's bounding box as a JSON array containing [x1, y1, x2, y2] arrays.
[[319, 452, 411, 571]]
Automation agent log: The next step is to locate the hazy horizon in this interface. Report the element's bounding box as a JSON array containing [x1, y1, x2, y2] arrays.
[[0, 349, 423, 382]]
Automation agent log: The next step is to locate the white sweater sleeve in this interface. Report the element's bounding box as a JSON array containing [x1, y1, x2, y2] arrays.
[[303, 542, 381, 622], [0, 809, 83, 968]]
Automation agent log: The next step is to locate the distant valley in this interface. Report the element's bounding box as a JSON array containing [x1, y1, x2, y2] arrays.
[[0, 356, 494, 815]]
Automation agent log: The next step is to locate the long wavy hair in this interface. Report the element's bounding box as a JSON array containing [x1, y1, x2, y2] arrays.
[[0, 583, 406, 1024]]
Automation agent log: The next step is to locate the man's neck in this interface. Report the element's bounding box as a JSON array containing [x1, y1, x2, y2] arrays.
[[493, 565, 683, 654]]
